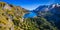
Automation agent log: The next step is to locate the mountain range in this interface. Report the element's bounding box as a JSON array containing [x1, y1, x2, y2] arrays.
[[0, 2, 60, 30], [31, 3, 60, 29]]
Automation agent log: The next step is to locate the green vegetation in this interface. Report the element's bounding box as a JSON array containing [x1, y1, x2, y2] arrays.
[[0, 2, 58, 30]]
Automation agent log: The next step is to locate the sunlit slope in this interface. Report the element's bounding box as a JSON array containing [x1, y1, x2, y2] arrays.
[[0, 2, 28, 30]]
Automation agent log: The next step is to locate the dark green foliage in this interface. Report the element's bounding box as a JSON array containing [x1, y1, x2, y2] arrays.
[[18, 17, 58, 30], [12, 19, 20, 26]]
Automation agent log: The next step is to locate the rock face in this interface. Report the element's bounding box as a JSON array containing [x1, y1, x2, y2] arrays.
[[3, 4, 12, 10]]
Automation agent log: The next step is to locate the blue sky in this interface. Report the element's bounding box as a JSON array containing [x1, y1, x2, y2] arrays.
[[0, 0, 60, 10]]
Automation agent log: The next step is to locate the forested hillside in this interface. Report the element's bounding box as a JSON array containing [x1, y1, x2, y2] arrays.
[[0, 2, 58, 30]]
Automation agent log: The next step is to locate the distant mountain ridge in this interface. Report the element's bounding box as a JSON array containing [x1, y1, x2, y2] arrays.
[[33, 3, 60, 12]]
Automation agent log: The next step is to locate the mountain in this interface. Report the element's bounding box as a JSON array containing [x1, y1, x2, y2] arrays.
[[33, 3, 60, 29], [33, 3, 60, 17], [33, 5, 48, 12], [0, 2, 29, 30], [0, 2, 58, 30], [46, 4, 60, 29]]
